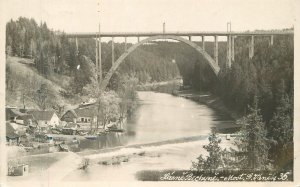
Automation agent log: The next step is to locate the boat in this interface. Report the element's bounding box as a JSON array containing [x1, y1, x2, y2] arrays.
[[108, 128, 125, 133], [58, 143, 69, 152], [84, 135, 98, 140]]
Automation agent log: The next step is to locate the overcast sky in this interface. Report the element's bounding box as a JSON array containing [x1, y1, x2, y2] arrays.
[[2, 0, 295, 33]]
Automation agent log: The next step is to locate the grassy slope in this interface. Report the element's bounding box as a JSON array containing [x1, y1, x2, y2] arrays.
[[6, 56, 78, 110]]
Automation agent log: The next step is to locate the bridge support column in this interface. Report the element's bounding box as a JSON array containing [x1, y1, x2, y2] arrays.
[[95, 38, 98, 73], [270, 35, 274, 46], [188, 36, 191, 41], [214, 35, 218, 66], [138, 37, 140, 42], [75, 37, 78, 55], [202, 36, 205, 51], [249, 35, 254, 59], [227, 35, 232, 68], [124, 37, 127, 51], [98, 37, 102, 83], [231, 36, 235, 61], [112, 37, 115, 65]]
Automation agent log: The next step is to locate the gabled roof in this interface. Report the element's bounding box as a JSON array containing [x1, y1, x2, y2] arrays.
[[6, 122, 19, 139], [64, 122, 80, 129], [66, 110, 78, 118], [6, 108, 25, 119], [16, 114, 34, 121], [28, 110, 56, 121], [74, 108, 97, 118]]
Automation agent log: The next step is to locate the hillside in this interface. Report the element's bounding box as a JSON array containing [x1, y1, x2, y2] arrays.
[[6, 56, 79, 111]]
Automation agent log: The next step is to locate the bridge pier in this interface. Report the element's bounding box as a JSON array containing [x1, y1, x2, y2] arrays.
[[75, 37, 79, 55], [98, 37, 102, 83], [227, 35, 232, 68], [188, 36, 191, 41], [231, 36, 235, 61], [249, 35, 254, 59], [95, 38, 98, 72], [138, 37, 140, 42], [95, 37, 102, 83], [269, 35, 274, 46], [214, 35, 218, 66], [202, 36, 205, 51], [112, 37, 115, 65]]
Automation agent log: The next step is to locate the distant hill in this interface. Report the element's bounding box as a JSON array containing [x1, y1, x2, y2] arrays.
[[5, 56, 80, 112]]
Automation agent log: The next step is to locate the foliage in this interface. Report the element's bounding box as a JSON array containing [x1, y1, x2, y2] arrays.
[[233, 98, 272, 170], [191, 130, 231, 171], [35, 84, 48, 110], [268, 81, 293, 170], [96, 91, 121, 130]]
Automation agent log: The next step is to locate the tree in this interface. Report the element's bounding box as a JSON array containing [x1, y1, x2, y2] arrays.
[[234, 97, 272, 170], [269, 87, 293, 170], [97, 91, 121, 131], [191, 129, 228, 171], [117, 74, 138, 118], [35, 84, 48, 110]]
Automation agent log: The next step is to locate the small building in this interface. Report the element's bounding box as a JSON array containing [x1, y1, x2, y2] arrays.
[[61, 107, 97, 131], [15, 114, 35, 126], [6, 122, 20, 145], [28, 110, 60, 128], [10, 122, 27, 135], [6, 107, 24, 122], [62, 122, 80, 135], [8, 164, 29, 176]]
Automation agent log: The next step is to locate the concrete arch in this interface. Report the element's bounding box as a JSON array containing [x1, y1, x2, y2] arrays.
[[100, 35, 220, 91]]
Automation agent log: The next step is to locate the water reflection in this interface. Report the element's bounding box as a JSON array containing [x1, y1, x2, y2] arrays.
[[79, 91, 235, 151]]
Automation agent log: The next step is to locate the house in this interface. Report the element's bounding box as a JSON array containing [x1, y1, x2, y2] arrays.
[[62, 123, 80, 135], [61, 107, 97, 131], [15, 114, 35, 126], [6, 107, 24, 122], [28, 110, 60, 128], [6, 122, 20, 145]]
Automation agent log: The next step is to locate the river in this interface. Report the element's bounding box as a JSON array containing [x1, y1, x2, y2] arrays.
[[64, 91, 236, 181]]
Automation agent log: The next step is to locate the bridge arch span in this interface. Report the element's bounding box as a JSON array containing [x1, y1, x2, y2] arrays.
[[100, 35, 220, 91]]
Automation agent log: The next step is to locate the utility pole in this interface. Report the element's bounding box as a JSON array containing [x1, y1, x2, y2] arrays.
[[96, 0, 103, 141], [227, 22, 231, 32], [97, 2, 102, 87]]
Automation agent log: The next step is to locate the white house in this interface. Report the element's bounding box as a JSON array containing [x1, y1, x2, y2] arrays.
[[61, 107, 97, 131], [28, 110, 60, 128]]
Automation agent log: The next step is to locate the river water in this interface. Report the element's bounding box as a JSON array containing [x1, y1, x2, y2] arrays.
[[64, 91, 236, 181]]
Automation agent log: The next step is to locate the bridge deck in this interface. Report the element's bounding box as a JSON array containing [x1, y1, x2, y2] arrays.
[[64, 31, 293, 38]]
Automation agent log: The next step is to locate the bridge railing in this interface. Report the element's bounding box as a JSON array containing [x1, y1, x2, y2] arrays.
[[64, 30, 294, 38]]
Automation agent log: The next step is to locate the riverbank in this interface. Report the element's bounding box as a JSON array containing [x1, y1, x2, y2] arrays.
[[137, 79, 182, 91], [173, 89, 239, 120]]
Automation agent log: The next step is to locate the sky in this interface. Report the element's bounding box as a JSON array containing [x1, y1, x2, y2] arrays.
[[2, 0, 295, 34]]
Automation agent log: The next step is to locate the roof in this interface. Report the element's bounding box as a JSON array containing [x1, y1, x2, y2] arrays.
[[64, 122, 80, 129], [65, 110, 78, 118], [16, 114, 34, 121], [74, 108, 97, 118], [6, 108, 25, 119], [6, 122, 20, 139], [28, 110, 56, 121]]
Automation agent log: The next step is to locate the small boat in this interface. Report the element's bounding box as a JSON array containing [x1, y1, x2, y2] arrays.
[[84, 135, 98, 140], [58, 144, 69, 152], [108, 128, 125, 133]]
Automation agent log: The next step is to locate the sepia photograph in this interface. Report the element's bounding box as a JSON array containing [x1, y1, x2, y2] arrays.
[[0, 0, 299, 186]]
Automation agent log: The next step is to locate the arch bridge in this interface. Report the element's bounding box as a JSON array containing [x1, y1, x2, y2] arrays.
[[65, 30, 293, 91]]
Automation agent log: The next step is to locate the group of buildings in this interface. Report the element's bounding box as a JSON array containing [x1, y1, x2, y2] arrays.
[[5, 104, 98, 146]]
